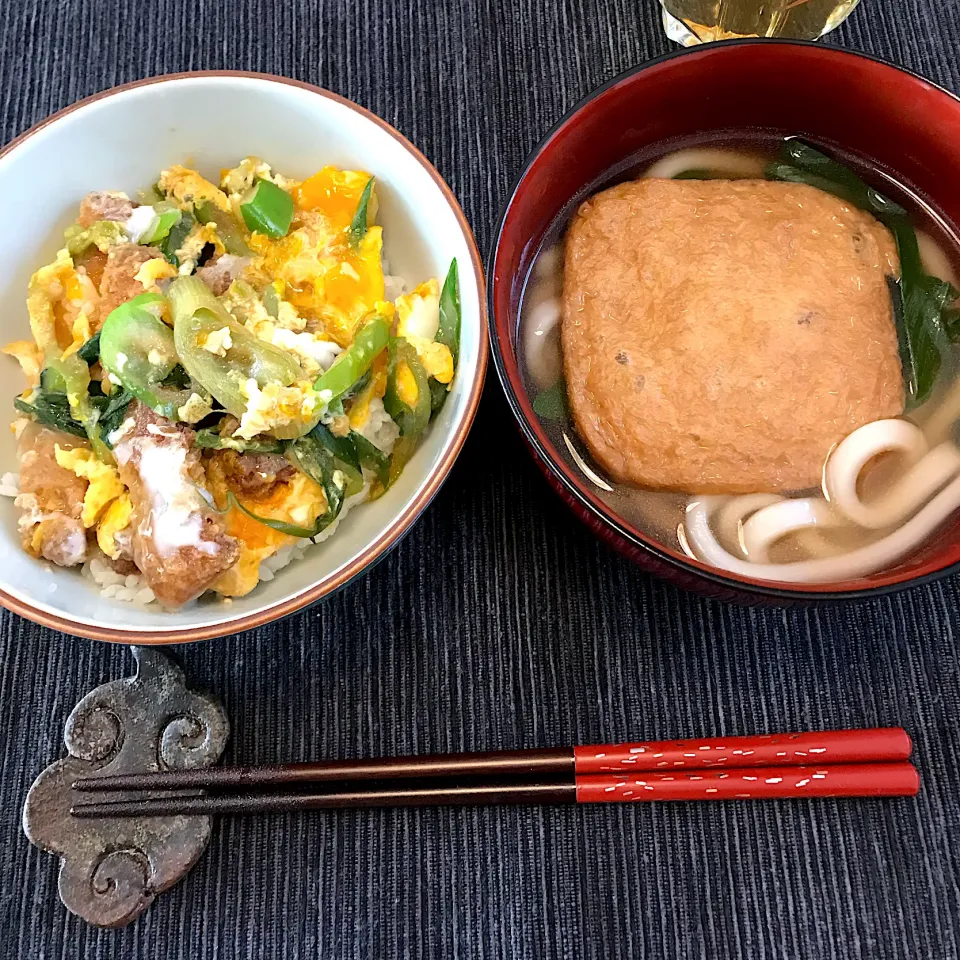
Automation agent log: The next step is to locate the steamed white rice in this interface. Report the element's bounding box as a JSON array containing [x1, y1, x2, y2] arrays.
[[83, 556, 156, 604], [383, 273, 408, 301], [355, 396, 400, 455]]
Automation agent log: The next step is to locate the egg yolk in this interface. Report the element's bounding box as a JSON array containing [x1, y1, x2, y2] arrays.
[[294, 167, 371, 233]]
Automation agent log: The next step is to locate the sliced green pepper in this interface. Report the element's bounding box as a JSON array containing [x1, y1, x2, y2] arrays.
[[437, 258, 461, 366], [39, 366, 66, 393], [140, 202, 182, 245], [47, 352, 111, 459], [240, 180, 293, 238], [100, 293, 195, 420], [170, 276, 305, 420], [313, 316, 390, 401], [383, 337, 430, 437], [348, 177, 375, 249], [64, 220, 127, 256], [262, 282, 282, 319], [765, 139, 951, 407], [195, 201, 252, 256]]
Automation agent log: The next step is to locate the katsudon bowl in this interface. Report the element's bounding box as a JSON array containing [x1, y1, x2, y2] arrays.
[[0, 73, 486, 642], [489, 41, 960, 604]]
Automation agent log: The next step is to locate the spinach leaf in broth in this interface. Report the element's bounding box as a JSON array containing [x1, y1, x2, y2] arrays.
[[765, 139, 958, 408]]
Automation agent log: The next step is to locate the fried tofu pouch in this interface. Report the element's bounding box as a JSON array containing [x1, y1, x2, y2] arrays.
[[562, 178, 904, 494], [112, 402, 240, 607]]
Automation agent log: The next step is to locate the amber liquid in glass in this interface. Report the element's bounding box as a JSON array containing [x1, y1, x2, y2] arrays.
[[661, 0, 861, 43]]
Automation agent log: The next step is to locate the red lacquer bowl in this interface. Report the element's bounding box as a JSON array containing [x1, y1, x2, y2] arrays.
[[488, 40, 960, 604]]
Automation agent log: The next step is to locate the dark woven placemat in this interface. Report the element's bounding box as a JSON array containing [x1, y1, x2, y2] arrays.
[[1, 1, 959, 957]]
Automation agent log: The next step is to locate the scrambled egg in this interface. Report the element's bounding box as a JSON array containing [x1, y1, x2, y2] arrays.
[[396, 279, 440, 339], [236, 378, 323, 440], [294, 167, 378, 233], [201, 327, 233, 356], [404, 335, 454, 384], [175, 222, 226, 275], [395, 278, 453, 383], [134, 258, 178, 292], [54, 445, 125, 527], [348, 352, 388, 430], [22, 248, 99, 359], [220, 157, 300, 199], [159, 165, 231, 212], [97, 493, 133, 559], [248, 168, 384, 346], [210, 471, 328, 597], [178, 392, 214, 423]]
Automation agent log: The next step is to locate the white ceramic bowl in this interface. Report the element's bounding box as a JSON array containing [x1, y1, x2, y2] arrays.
[[0, 72, 486, 642]]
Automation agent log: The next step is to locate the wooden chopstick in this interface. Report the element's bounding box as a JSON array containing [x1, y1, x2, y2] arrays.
[[69, 763, 920, 818], [72, 727, 913, 794]]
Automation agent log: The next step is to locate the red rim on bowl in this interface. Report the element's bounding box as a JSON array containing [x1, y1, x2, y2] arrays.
[[488, 40, 960, 603], [0, 71, 488, 642]]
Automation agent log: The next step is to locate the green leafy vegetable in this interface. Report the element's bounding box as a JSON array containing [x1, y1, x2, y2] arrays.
[[673, 169, 722, 180], [160, 208, 196, 266], [429, 378, 448, 413], [284, 434, 349, 534], [347, 177, 375, 249], [313, 316, 390, 401], [532, 379, 568, 420], [309, 422, 364, 496], [766, 139, 956, 407], [160, 364, 193, 390], [15, 393, 87, 438], [194, 201, 252, 256], [96, 389, 134, 446], [77, 332, 101, 364], [240, 180, 294, 238], [944, 304, 960, 343], [352, 432, 389, 487]]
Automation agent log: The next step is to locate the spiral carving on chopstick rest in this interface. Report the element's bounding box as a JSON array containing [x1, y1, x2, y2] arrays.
[[22, 647, 229, 928]]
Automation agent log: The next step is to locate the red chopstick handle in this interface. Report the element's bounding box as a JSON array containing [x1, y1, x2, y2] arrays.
[[575, 762, 919, 802], [573, 728, 912, 774]]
